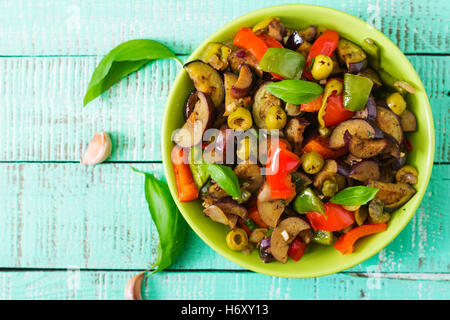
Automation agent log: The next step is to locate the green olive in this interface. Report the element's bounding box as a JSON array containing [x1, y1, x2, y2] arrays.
[[322, 179, 338, 197], [265, 106, 287, 130], [228, 107, 253, 131], [226, 228, 248, 251], [311, 54, 334, 80], [301, 152, 324, 174], [386, 92, 407, 115]]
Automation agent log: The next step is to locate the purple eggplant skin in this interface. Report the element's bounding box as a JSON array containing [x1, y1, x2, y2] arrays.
[[285, 31, 304, 50], [348, 60, 368, 73], [260, 247, 274, 263], [184, 91, 199, 120], [348, 160, 381, 182], [344, 130, 388, 159], [354, 96, 377, 122], [391, 154, 407, 170], [375, 106, 404, 145], [337, 161, 352, 177], [260, 237, 271, 250]]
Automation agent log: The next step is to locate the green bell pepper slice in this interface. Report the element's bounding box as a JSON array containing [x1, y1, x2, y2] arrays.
[[312, 230, 334, 245], [343, 73, 373, 111], [258, 48, 305, 80], [189, 146, 210, 189], [293, 187, 325, 215]]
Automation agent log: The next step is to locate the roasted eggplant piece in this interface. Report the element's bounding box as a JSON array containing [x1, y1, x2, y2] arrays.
[[203, 205, 237, 228], [381, 134, 401, 159], [228, 49, 263, 77], [337, 39, 367, 70], [214, 124, 235, 165], [183, 91, 199, 120], [214, 198, 248, 219], [347, 160, 380, 182], [298, 26, 317, 42], [344, 131, 387, 159], [395, 165, 418, 184], [329, 119, 377, 149], [284, 117, 310, 155], [400, 109, 417, 132], [375, 106, 404, 144], [366, 180, 416, 211], [270, 217, 311, 263], [285, 31, 304, 50], [348, 60, 368, 74], [231, 64, 253, 99], [313, 159, 338, 189], [257, 182, 285, 228], [354, 95, 377, 122], [233, 163, 264, 193], [184, 60, 225, 107], [368, 199, 391, 224], [357, 68, 382, 88], [172, 91, 214, 147], [267, 18, 286, 41], [252, 82, 282, 129]]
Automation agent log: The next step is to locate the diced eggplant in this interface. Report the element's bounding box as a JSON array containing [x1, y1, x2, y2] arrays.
[[375, 106, 404, 144], [337, 39, 367, 69], [267, 18, 286, 42], [366, 180, 416, 211], [207, 183, 229, 199], [400, 109, 417, 132], [381, 134, 401, 159], [298, 26, 317, 42], [270, 217, 311, 263], [252, 82, 282, 129], [354, 95, 377, 122], [344, 131, 387, 159], [329, 119, 377, 149], [313, 159, 338, 189], [214, 198, 248, 219], [285, 31, 304, 51], [284, 117, 310, 155], [357, 68, 382, 88], [172, 91, 214, 148], [228, 49, 263, 77], [348, 160, 380, 182], [233, 163, 264, 193], [368, 198, 391, 223], [257, 182, 285, 228], [348, 60, 367, 74], [231, 64, 253, 99], [184, 60, 224, 107], [203, 205, 236, 228]]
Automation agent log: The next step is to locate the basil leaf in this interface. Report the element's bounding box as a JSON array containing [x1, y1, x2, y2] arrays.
[[84, 39, 182, 106], [330, 186, 379, 206], [132, 168, 187, 273], [265, 80, 323, 105], [205, 164, 241, 198]]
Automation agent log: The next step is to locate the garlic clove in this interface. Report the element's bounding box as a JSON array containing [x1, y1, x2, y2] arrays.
[[124, 272, 145, 300], [81, 131, 112, 165]]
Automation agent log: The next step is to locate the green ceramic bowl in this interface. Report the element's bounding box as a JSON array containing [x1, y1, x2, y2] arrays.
[[162, 5, 434, 278]]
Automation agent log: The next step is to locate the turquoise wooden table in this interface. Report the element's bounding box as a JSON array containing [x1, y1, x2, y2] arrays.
[[0, 0, 448, 300]]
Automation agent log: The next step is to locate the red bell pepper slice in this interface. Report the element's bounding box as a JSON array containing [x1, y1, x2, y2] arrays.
[[248, 206, 269, 228], [300, 94, 323, 112], [322, 93, 354, 127], [233, 27, 268, 60], [303, 30, 340, 80], [266, 142, 301, 199], [171, 146, 199, 202], [288, 237, 307, 261], [302, 136, 347, 159], [334, 223, 387, 254], [306, 202, 355, 231]]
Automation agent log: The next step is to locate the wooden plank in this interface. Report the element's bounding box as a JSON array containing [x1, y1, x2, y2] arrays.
[[0, 163, 448, 272], [0, 55, 447, 162], [0, 0, 447, 56], [0, 270, 448, 300]]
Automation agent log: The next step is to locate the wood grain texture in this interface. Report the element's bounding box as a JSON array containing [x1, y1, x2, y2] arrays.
[[0, 270, 448, 300], [0, 163, 448, 273], [0, 55, 447, 162], [0, 0, 448, 56]]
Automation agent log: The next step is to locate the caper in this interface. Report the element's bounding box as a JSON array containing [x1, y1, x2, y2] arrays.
[[265, 106, 287, 130], [322, 179, 338, 197], [301, 152, 324, 174]]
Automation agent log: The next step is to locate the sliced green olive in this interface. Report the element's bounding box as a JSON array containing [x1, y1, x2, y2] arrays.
[[265, 106, 287, 130], [301, 152, 324, 174], [226, 228, 249, 251]]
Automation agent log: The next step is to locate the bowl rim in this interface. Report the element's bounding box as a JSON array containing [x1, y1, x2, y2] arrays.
[[161, 4, 435, 278]]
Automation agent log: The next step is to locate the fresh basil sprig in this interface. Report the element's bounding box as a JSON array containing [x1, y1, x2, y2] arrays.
[[132, 168, 187, 273], [84, 39, 182, 106], [205, 164, 241, 198], [330, 186, 379, 206], [265, 80, 323, 105]]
